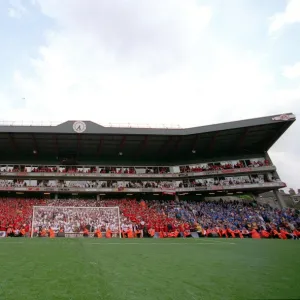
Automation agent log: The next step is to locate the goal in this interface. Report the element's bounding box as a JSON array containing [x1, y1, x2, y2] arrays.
[[31, 206, 121, 238]]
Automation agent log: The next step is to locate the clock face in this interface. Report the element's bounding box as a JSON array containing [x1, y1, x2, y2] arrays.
[[73, 121, 86, 133]]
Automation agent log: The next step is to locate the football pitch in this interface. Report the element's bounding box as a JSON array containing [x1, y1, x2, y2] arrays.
[[0, 238, 299, 300]]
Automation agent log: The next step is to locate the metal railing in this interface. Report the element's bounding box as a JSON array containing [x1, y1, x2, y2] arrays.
[[0, 121, 60, 126], [0, 120, 182, 129]]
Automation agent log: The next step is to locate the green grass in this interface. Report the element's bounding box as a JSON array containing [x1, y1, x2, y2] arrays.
[[0, 238, 299, 300]]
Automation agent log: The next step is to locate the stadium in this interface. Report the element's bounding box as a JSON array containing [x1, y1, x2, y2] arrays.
[[0, 113, 299, 300]]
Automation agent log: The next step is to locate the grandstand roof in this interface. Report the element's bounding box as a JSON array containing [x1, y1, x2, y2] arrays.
[[0, 113, 296, 164]]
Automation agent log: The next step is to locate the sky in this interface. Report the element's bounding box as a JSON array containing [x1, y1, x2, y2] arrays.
[[0, 0, 299, 190]]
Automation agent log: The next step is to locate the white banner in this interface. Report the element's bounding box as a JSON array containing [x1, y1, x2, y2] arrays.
[[0, 231, 6, 238]]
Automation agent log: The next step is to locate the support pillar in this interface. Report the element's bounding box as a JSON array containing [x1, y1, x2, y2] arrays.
[[97, 194, 100, 201], [55, 193, 58, 200], [273, 189, 285, 209]]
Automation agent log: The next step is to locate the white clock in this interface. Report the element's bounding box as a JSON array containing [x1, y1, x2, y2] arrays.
[[73, 121, 86, 133]]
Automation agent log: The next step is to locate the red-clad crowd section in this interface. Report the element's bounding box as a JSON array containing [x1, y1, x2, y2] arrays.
[[0, 198, 299, 239], [0, 198, 42, 232]]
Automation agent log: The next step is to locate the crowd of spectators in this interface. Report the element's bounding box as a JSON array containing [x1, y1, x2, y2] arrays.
[[0, 180, 27, 187], [153, 200, 298, 230], [0, 197, 299, 239], [180, 159, 269, 173], [32, 206, 120, 234], [181, 175, 270, 187], [0, 174, 274, 190], [0, 158, 271, 175]]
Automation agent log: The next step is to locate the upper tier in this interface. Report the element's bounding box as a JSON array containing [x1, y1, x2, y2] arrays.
[[0, 157, 275, 180]]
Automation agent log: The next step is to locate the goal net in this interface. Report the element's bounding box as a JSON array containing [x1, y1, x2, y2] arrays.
[[31, 206, 121, 238]]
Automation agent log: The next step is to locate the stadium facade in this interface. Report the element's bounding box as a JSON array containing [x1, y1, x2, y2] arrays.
[[0, 113, 296, 208]]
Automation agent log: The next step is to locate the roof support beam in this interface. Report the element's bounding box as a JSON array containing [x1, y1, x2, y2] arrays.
[[174, 136, 182, 151], [209, 131, 219, 152], [135, 135, 148, 157], [238, 128, 249, 149], [191, 135, 198, 151], [97, 138, 103, 155], [118, 136, 127, 154], [8, 133, 18, 152], [31, 134, 39, 154], [77, 134, 81, 157], [52, 135, 59, 156]]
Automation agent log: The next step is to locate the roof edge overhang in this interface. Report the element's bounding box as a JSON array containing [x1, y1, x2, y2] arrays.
[[0, 113, 296, 138]]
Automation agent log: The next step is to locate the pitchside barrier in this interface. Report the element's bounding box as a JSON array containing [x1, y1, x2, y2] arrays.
[[31, 206, 121, 238]]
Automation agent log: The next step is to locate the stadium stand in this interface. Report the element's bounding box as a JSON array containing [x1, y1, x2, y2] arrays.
[[0, 114, 297, 239], [0, 174, 276, 189], [0, 158, 270, 174], [0, 198, 299, 239]]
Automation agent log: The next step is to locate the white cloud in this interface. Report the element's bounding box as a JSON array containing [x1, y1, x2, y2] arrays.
[[269, 0, 300, 34], [7, 45, 279, 126], [8, 8, 20, 18], [3, 1, 298, 125], [269, 151, 300, 191], [4, 0, 216, 125], [283, 62, 300, 79], [8, 0, 27, 18]]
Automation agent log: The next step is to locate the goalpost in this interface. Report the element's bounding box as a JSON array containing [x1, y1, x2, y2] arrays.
[[31, 206, 121, 238]]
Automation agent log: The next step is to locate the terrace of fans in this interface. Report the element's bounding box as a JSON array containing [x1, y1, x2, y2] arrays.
[[0, 157, 286, 205], [0, 198, 299, 240], [0, 157, 270, 175], [0, 174, 275, 189]]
